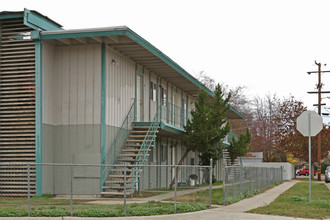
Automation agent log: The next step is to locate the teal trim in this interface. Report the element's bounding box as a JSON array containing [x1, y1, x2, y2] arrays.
[[35, 40, 42, 196], [40, 30, 127, 40], [133, 122, 154, 127], [229, 105, 246, 119], [160, 122, 185, 135], [149, 71, 151, 121], [166, 82, 169, 123], [125, 30, 214, 97], [100, 43, 106, 188], [31, 30, 41, 40], [142, 68, 145, 121], [134, 63, 138, 121], [24, 8, 62, 31], [0, 13, 23, 20], [186, 95, 189, 125], [222, 141, 230, 147]]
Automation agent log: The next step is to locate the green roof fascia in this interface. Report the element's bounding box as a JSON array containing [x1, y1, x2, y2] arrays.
[[0, 12, 23, 20], [24, 8, 62, 31], [125, 30, 214, 97], [229, 105, 245, 119], [160, 122, 185, 136], [38, 29, 127, 40]]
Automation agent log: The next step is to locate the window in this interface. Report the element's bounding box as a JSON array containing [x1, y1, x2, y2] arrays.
[[161, 87, 167, 106], [150, 82, 157, 102]]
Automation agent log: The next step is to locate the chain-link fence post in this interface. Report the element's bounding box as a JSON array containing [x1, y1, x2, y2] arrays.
[[223, 166, 226, 205], [239, 165, 242, 194], [124, 164, 127, 213], [209, 158, 213, 208], [27, 163, 31, 217], [174, 165, 177, 213], [232, 167, 235, 200], [70, 165, 73, 217]]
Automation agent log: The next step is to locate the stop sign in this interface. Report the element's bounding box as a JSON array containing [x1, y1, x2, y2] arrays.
[[296, 111, 323, 137]]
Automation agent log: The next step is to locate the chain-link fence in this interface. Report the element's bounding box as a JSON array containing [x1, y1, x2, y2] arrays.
[[223, 165, 283, 205], [0, 162, 212, 217]]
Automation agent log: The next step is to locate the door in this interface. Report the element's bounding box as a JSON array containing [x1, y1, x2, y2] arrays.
[[136, 75, 143, 122]]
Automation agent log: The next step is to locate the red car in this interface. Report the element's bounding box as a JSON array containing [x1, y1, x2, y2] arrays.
[[297, 168, 317, 176]]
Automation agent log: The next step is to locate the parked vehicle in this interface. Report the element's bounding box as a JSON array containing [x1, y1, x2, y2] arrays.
[[325, 166, 330, 183], [297, 168, 317, 176], [296, 169, 302, 175]]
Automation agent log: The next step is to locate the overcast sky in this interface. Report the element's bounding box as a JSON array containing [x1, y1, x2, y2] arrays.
[[3, 0, 330, 114]]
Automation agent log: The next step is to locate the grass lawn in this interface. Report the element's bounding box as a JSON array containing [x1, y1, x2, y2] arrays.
[[174, 188, 223, 205], [298, 178, 324, 182], [248, 182, 330, 219], [167, 181, 223, 205], [0, 195, 208, 217]]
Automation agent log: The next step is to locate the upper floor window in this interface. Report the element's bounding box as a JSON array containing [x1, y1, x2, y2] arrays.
[[161, 87, 167, 106], [150, 82, 157, 102]]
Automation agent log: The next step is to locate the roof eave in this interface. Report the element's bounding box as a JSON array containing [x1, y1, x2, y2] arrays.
[[38, 27, 244, 120]]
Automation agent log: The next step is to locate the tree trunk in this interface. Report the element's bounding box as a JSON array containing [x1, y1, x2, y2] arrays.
[[169, 149, 191, 189]]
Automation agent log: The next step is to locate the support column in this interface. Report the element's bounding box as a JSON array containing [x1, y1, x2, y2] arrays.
[[35, 40, 42, 196]]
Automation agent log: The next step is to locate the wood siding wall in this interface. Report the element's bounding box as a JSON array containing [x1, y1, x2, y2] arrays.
[[43, 44, 101, 126], [105, 47, 135, 127]]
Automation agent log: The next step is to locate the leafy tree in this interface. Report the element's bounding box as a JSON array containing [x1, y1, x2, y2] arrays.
[[228, 128, 251, 164], [274, 96, 330, 162], [169, 84, 230, 188]]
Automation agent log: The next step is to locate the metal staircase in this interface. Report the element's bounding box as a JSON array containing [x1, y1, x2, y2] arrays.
[[101, 105, 160, 197], [0, 18, 36, 197], [101, 125, 156, 197]]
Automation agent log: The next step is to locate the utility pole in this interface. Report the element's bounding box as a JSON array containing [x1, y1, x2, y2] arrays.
[[307, 61, 330, 181]]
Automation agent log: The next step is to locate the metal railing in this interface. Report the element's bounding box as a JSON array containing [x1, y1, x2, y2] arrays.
[[223, 165, 283, 204], [101, 101, 135, 189], [131, 105, 160, 195], [160, 103, 192, 128]]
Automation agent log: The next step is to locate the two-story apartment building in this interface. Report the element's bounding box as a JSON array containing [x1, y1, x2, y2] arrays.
[[0, 9, 245, 197]]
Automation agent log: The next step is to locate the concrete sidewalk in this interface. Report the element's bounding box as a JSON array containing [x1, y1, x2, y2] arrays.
[[1, 180, 327, 220]]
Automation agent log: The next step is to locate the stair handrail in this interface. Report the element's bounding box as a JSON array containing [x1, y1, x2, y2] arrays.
[[130, 105, 160, 195], [101, 100, 136, 189]]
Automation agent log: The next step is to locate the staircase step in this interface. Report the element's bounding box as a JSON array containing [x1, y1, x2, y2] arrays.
[[109, 168, 133, 173], [108, 174, 138, 178], [115, 158, 136, 163], [130, 130, 148, 134], [126, 139, 153, 143], [122, 149, 151, 152], [118, 154, 137, 157], [104, 180, 132, 184], [132, 126, 150, 129], [128, 135, 155, 138]]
